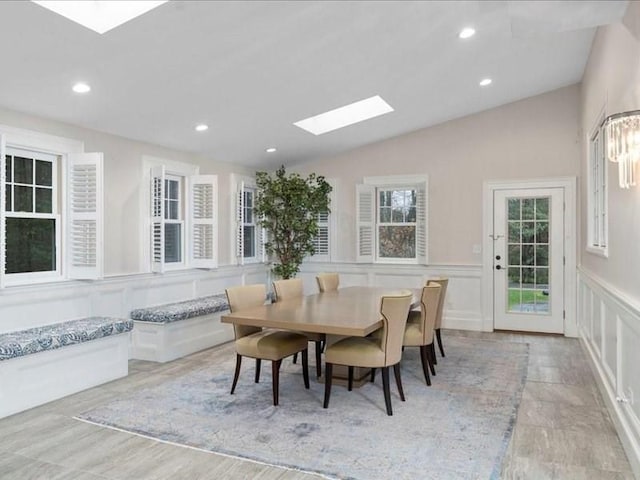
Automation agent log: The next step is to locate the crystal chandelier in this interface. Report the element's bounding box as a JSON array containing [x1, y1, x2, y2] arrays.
[[605, 110, 640, 188]]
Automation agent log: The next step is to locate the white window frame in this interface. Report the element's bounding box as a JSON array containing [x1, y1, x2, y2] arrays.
[[586, 114, 608, 257], [144, 156, 218, 273], [308, 178, 337, 262], [163, 174, 185, 268], [231, 174, 265, 265], [358, 174, 428, 265], [0, 125, 103, 288]]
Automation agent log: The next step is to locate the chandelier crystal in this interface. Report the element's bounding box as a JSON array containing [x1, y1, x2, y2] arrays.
[[605, 110, 640, 188]]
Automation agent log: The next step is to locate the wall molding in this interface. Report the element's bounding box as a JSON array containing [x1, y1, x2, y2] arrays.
[[578, 266, 640, 478]]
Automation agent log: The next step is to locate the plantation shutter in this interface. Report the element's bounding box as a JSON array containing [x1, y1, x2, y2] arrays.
[[189, 175, 218, 269], [0, 134, 5, 288], [150, 165, 165, 273], [66, 152, 104, 279], [416, 180, 428, 265], [235, 181, 245, 265], [258, 220, 266, 263], [356, 183, 375, 263], [312, 211, 330, 259]]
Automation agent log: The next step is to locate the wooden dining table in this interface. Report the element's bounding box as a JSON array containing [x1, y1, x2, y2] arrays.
[[221, 286, 421, 386]]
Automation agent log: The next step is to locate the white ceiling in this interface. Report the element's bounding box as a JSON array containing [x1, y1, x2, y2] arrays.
[[0, 1, 628, 169]]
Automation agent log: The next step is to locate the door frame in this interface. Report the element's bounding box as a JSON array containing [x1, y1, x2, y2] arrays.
[[481, 177, 577, 337]]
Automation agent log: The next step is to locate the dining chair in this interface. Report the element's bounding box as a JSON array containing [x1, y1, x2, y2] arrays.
[[225, 284, 310, 406], [273, 278, 325, 378], [323, 291, 413, 416], [402, 283, 441, 386], [316, 272, 339, 292], [427, 278, 449, 361]]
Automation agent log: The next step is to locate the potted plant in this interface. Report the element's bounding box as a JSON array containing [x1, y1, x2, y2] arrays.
[[254, 166, 332, 279]]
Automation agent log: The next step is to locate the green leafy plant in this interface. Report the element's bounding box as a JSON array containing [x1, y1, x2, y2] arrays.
[[254, 166, 332, 279]]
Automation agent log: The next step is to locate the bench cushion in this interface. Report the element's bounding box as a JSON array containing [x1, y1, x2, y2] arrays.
[[130, 294, 229, 323], [0, 317, 133, 361]]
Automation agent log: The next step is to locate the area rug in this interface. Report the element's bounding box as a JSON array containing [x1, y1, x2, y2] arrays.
[[76, 336, 529, 480]]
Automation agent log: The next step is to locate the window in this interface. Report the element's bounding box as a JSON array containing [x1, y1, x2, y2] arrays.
[[150, 164, 217, 272], [0, 128, 104, 287], [356, 175, 427, 264], [309, 178, 336, 262], [232, 175, 264, 265], [587, 122, 608, 255]]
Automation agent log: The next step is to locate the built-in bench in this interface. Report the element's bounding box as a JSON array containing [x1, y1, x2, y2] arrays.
[[0, 317, 133, 419], [129, 294, 234, 363]]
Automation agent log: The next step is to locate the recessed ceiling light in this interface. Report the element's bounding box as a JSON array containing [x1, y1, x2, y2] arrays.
[[294, 95, 394, 136], [266, 147, 277, 153], [459, 27, 476, 39], [195, 124, 208, 132], [31, 1, 168, 34], [479, 78, 492, 87], [72, 82, 91, 93]]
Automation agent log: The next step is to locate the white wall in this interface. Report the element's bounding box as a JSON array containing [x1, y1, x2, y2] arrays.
[[0, 106, 254, 276], [293, 84, 581, 265]]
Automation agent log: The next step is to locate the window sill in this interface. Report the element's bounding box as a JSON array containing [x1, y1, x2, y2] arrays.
[[585, 245, 608, 258]]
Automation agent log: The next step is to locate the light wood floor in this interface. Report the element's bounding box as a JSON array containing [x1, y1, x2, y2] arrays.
[[0, 330, 634, 479]]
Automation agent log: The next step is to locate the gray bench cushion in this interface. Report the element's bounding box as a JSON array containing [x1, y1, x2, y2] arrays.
[[130, 294, 229, 323], [0, 317, 133, 361]]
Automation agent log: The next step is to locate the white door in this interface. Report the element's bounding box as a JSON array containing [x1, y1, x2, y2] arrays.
[[493, 188, 564, 333]]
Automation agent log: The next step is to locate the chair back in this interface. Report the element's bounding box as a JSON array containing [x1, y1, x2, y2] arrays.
[[417, 284, 441, 344], [316, 273, 339, 292], [225, 284, 266, 339], [378, 291, 413, 366], [273, 278, 303, 302], [427, 278, 448, 329]]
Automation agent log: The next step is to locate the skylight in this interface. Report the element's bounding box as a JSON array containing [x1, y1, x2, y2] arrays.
[[294, 95, 394, 136], [31, 1, 168, 34]]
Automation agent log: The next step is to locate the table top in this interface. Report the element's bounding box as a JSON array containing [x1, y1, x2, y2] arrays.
[[221, 286, 421, 337]]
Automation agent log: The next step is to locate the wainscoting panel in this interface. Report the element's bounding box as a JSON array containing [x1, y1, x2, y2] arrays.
[[578, 268, 640, 477], [298, 262, 484, 331]]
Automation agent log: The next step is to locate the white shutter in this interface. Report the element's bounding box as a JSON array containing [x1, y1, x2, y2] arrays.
[[67, 152, 104, 279], [356, 183, 375, 263], [258, 221, 266, 263], [313, 212, 330, 258], [235, 181, 245, 265], [151, 165, 165, 273], [416, 180, 428, 265], [0, 134, 5, 288], [189, 174, 218, 269]]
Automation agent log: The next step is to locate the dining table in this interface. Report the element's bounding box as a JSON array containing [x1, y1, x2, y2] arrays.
[[221, 285, 422, 386]]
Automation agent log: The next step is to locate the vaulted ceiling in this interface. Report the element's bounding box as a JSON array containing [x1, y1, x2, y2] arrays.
[[0, 1, 628, 168]]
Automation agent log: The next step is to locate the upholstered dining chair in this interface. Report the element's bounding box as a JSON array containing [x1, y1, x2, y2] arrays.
[[225, 284, 309, 406], [323, 291, 413, 416], [273, 278, 325, 378], [316, 272, 339, 292], [402, 283, 441, 386], [427, 278, 449, 362]]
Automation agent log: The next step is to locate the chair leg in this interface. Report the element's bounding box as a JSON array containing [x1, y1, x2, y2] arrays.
[[323, 362, 333, 408], [426, 344, 436, 376], [271, 359, 282, 406], [381, 366, 393, 416], [292, 352, 298, 364], [348, 366, 354, 391], [436, 328, 445, 357], [301, 348, 310, 389], [431, 342, 438, 365], [393, 363, 405, 401], [231, 354, 242, 394], [370, 368, 376, 382], [419, 345, 432, 386], [255, 358, 261, 383], [315, 341, 322, 378]]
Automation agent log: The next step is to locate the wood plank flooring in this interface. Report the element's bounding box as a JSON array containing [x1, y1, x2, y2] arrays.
[[0, 330, 634, 479]]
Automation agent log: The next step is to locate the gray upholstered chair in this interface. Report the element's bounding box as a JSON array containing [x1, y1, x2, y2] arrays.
[[226, 284, 309, 406], [316, 273, 339, 292], [323, 291, 413, 416], [273, 278, 325, 378], [427, 278, 449, 361], [403, 283, 441, 385]]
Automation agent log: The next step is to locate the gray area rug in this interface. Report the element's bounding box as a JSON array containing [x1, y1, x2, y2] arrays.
[[76, 336, 529, 480]]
